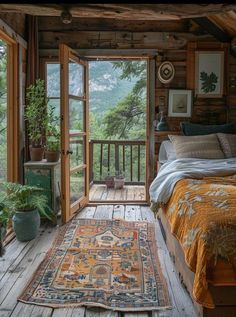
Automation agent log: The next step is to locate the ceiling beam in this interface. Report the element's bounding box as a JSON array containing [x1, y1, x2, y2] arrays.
[[0, 4, 236, 20], [193, 17, 231, 42], [193, 17, 236, 58]]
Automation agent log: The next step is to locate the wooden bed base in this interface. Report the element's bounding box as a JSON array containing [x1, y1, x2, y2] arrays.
[[158, 208, 236, 317]]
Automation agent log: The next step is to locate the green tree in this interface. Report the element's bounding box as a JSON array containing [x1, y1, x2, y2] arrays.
[[103, 61, 147, 140], [104, 92, 145, 139], [112, 61, 147, 95]]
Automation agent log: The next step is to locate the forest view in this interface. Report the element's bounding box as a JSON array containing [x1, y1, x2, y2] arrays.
[[47, 60, 147, 183]]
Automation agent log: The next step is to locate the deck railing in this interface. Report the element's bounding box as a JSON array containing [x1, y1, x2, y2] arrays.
[[89, 139, 146, 185]]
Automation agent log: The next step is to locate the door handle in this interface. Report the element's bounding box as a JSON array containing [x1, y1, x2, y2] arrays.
[[66, 150, 73, 155]]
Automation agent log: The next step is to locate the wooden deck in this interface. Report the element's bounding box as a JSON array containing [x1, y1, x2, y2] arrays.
[[0, 205, 196, 317], [89, 185, 145, 201]]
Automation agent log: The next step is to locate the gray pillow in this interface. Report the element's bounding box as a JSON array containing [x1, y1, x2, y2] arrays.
[[217, 133, 236, 158], [168, 134, 224, 159]]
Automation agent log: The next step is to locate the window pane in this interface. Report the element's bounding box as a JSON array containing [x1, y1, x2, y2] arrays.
[[70, 170, 85, 204], [69, 136, 84, 168], [69, 99, 84, 133], [47, 63, 60, 97], [0, 39, 7, 181], [69, 62, 83, 96]]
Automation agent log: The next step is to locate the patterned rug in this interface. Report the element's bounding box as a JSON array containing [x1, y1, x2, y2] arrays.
[[19, 218, 171, 311]]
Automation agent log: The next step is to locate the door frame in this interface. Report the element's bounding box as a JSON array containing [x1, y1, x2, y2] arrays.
[[84, 55, 155, 204], [0, 29, 19, 182]]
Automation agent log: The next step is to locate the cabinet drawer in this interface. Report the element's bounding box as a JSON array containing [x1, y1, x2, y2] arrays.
[[25, 168, 51, 189]]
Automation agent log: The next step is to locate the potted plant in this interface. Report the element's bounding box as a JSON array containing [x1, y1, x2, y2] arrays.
[[0, 182, 53, 242], [45, 106, 60, 162], [104, 171, 114, 188], [25, 79, 48, 161], [114, 170, 125, 189]]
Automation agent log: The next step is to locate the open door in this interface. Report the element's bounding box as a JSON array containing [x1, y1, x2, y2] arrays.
[[59, 44, 89, 223]]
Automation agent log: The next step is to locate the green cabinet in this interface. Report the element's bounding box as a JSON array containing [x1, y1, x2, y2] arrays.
[[24, 160, 61, 225]]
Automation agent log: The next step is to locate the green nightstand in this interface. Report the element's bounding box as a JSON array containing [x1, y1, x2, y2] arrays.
[[24, 160, 61, 225]]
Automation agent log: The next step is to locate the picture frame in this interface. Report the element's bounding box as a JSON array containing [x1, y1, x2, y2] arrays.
[[168, 89, 192, 117], [195, 51, 224, 98]]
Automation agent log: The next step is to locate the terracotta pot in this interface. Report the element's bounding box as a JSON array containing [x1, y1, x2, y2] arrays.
[[105, 176, 114, 188], [45, 150, 60, 162], [29, 146, 44, 161]]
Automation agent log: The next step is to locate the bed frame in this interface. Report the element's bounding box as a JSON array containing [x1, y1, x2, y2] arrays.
[[158, 207, 236, 317]]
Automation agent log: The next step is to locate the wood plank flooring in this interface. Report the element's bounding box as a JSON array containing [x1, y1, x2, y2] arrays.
[[89, 185, 145, 201], [0, 205, 196, 317]]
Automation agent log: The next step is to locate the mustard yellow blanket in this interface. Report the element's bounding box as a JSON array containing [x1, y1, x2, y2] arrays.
[[162, 175, 236, 309]]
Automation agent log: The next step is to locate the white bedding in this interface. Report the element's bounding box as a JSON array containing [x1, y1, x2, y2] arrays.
[[149, 158, 236, 205]]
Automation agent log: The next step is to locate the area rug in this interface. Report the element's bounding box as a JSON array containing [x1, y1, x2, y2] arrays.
[[18, 218, 171, 311]]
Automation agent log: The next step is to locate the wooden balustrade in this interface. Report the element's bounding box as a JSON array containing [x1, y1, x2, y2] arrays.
[[89, 139, 146, 185]]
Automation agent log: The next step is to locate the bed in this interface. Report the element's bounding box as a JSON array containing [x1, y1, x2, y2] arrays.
[[150, 132, 236, 317]]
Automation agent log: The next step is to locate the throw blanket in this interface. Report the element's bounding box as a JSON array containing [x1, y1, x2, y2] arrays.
[[149, 158, 236, 206], [149, 158, 236, 309]]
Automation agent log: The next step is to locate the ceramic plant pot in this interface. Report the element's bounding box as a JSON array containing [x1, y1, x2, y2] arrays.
[[114, 177, 125, 189], [45, 150, 60, 162], [12, 209, 40, 242], [29, 146, 44, 161]]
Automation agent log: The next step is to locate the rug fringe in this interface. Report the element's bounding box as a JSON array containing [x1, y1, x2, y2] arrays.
[[18, 298, 172, 311]]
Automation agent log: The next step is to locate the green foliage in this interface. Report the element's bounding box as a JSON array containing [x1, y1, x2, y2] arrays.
[[200, 71, 218, 93], [0, 191, 9, 228], [25, 79, 48, 147], [45, 105, 60, 152], [0, 182, 53, 221], [112, 61, 147, 95], [103, 92, 146, 139]]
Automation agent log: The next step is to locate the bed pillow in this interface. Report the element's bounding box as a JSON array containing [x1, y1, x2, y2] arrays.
[[168, 134, 224, 159], [217, 133, 236, 158], [180, 122, 236, 136], [159, 140, 176, 163]]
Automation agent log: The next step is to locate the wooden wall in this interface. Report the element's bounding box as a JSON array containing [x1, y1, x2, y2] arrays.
[[0, 13, 26, 39], [37, 17, 236, 127], [156, 41, 236, 131]]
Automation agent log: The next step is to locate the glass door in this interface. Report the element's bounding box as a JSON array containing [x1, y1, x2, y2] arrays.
[[60, 44, 89, 223]]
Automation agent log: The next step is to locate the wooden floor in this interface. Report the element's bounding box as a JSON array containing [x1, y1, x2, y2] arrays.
[[0, 205, 197, 317], [89, 185, 145, 201]]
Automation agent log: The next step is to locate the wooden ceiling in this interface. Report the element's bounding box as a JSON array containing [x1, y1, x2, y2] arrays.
[[0, 3, 236, 39], [0, 3, 236, 20]]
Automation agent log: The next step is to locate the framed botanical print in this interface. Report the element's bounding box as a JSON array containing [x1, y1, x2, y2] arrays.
[[195, 51, 224, 98]]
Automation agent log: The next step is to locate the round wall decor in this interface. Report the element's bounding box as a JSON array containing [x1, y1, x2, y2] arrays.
[[157, 61, 175, 84]]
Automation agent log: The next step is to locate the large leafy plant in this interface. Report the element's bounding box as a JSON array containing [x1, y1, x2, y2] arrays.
[[45, 106, 60, 152], [25, 79, 48, 147], [0, 182, 52, 221]]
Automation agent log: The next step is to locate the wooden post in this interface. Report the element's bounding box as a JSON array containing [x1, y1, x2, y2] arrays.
[[115, 143, 120, 173]]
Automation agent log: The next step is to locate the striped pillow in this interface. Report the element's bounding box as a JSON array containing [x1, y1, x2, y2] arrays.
[[168, 134, 224, 159], [217, 133, 236, 158]]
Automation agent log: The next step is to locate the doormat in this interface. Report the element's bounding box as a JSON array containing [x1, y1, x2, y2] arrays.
[[18, 218, 171, 311]]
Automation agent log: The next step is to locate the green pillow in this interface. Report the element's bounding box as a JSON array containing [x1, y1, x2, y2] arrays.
[[180, 122, 236, 136]]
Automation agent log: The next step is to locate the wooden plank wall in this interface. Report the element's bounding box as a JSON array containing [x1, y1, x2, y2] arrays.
[[155, 41, 236, 131], [0, 13, 26, 40], [36, 18, 236, 127]]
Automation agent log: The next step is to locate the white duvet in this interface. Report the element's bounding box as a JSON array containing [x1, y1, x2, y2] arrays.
[[149, 158, 236, 205]]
